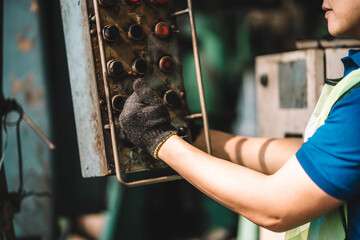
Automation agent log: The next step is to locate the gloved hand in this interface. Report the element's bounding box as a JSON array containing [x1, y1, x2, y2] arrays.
[[119, 78, 177, 159]]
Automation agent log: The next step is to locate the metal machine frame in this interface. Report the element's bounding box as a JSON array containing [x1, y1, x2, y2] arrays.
[[61, 0, 212, 186]]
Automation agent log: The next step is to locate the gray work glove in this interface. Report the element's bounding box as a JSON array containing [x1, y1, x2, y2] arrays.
[[119, 78, 177, 159]]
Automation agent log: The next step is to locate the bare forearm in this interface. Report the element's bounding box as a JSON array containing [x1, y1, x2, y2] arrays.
[[159, 135, 278, 228], [159, 135, 343, 232], [194, 129, 303, 174]]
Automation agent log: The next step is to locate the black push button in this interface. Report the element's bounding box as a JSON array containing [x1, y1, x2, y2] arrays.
[[112, 95, 126, 111], [163, 89, 181, 107], [103, 25, 119, 42], [132, 58, 148, 75], [107, 60, 124, 78], [128, 24, 144, 40]]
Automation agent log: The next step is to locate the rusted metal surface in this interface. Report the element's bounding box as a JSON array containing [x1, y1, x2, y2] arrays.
[[60, 0, 109, 177], [89, 0, 190, 185], [3, 0, 53, 238], [62, 0, 193, 184]]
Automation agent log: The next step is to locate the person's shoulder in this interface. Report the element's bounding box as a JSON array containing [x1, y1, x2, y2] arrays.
[[334, 84, 360, 109], [329, 84, 360, 128]]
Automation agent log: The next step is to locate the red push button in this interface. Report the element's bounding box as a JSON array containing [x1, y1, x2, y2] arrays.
[[159, 56, 174, 73], [155, 22, 171, 39]]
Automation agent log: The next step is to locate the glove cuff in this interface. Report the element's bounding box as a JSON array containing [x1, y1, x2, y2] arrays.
[[153, 131, 177, 160]]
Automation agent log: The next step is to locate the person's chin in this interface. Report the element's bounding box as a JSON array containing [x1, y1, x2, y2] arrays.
[[328, 25, 345, 38]]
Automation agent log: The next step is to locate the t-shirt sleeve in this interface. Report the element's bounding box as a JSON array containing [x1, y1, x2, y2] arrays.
[[296, 86, 360, 201]]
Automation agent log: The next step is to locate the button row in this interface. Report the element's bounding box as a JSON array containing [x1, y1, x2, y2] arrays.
[[106, 56, 174, 78], [112, 89, 183, 112], [102, 22, 171, 43]]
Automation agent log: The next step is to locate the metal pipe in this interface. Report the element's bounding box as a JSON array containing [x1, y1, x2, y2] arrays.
[[118, 174, 183, 187], [170, 8, 189, 17], [22, 113, 56, 150], [185, 113, 203, 120], [186, 0, 212, 155]]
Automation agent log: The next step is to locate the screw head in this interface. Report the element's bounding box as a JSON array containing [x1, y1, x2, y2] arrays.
[[260, 75, 268, 87], [177, 127, 188, 137]]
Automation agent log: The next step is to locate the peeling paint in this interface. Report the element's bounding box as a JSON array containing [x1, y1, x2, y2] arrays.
[[30, 0, 40, 14], [15, 34, 35, 52], [11, 74, 45, 109], [30, 0, 40, 15]]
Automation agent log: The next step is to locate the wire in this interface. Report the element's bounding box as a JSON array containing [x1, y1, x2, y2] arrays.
[[15, 111, 23, 194], [0, 99, 52, 203], [0, 115, 9, 172]]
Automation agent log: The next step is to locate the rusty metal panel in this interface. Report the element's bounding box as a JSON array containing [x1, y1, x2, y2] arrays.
[[60, 0, 109, 177], [61, 0, 192, 185]]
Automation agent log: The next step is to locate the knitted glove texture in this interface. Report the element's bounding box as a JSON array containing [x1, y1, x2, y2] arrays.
[[119, 79, 176, 159]]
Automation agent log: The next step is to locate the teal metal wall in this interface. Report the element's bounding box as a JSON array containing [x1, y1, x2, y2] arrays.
[[2, 0, 53, 238]]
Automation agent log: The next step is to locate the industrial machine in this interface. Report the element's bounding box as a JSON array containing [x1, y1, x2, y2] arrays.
[[256, 39, 360, 139], [61, 0, 211, 186], [255, 38, 360, 240]]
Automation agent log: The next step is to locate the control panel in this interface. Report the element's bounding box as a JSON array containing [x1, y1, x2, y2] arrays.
[[61, 0, 201, 186]]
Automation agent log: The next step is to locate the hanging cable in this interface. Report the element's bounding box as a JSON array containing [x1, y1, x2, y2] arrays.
[[0, 99, 51, 200]]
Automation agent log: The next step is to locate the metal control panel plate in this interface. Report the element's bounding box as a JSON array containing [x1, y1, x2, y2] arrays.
[[61, 0, 192, 185]]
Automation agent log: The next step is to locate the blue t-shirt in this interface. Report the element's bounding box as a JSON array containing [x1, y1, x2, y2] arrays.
[[297, 49, 360, 239]]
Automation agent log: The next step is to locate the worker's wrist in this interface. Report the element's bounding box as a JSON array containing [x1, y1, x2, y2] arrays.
[[153, 131, 177, 160], [157, 133, 179, 160]]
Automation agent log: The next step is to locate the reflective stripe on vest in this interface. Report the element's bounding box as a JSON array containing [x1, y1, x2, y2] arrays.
[[285, 68, 360, 240]]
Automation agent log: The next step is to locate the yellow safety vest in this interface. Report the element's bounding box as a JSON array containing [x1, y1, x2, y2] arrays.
[[285, 68, 360, 240]]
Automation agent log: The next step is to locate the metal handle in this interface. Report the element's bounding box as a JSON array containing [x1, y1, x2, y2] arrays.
[[117, 174, 183, 187], [171, 0, 212, 155]]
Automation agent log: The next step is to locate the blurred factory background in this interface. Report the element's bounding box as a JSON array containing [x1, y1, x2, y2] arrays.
[[1, 0, 329, 239]]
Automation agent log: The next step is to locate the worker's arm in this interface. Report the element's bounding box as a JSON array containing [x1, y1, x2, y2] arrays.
[[158, 135, 344, 232], [194, 129, 303, 174], [119, 79, 342, 232]]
